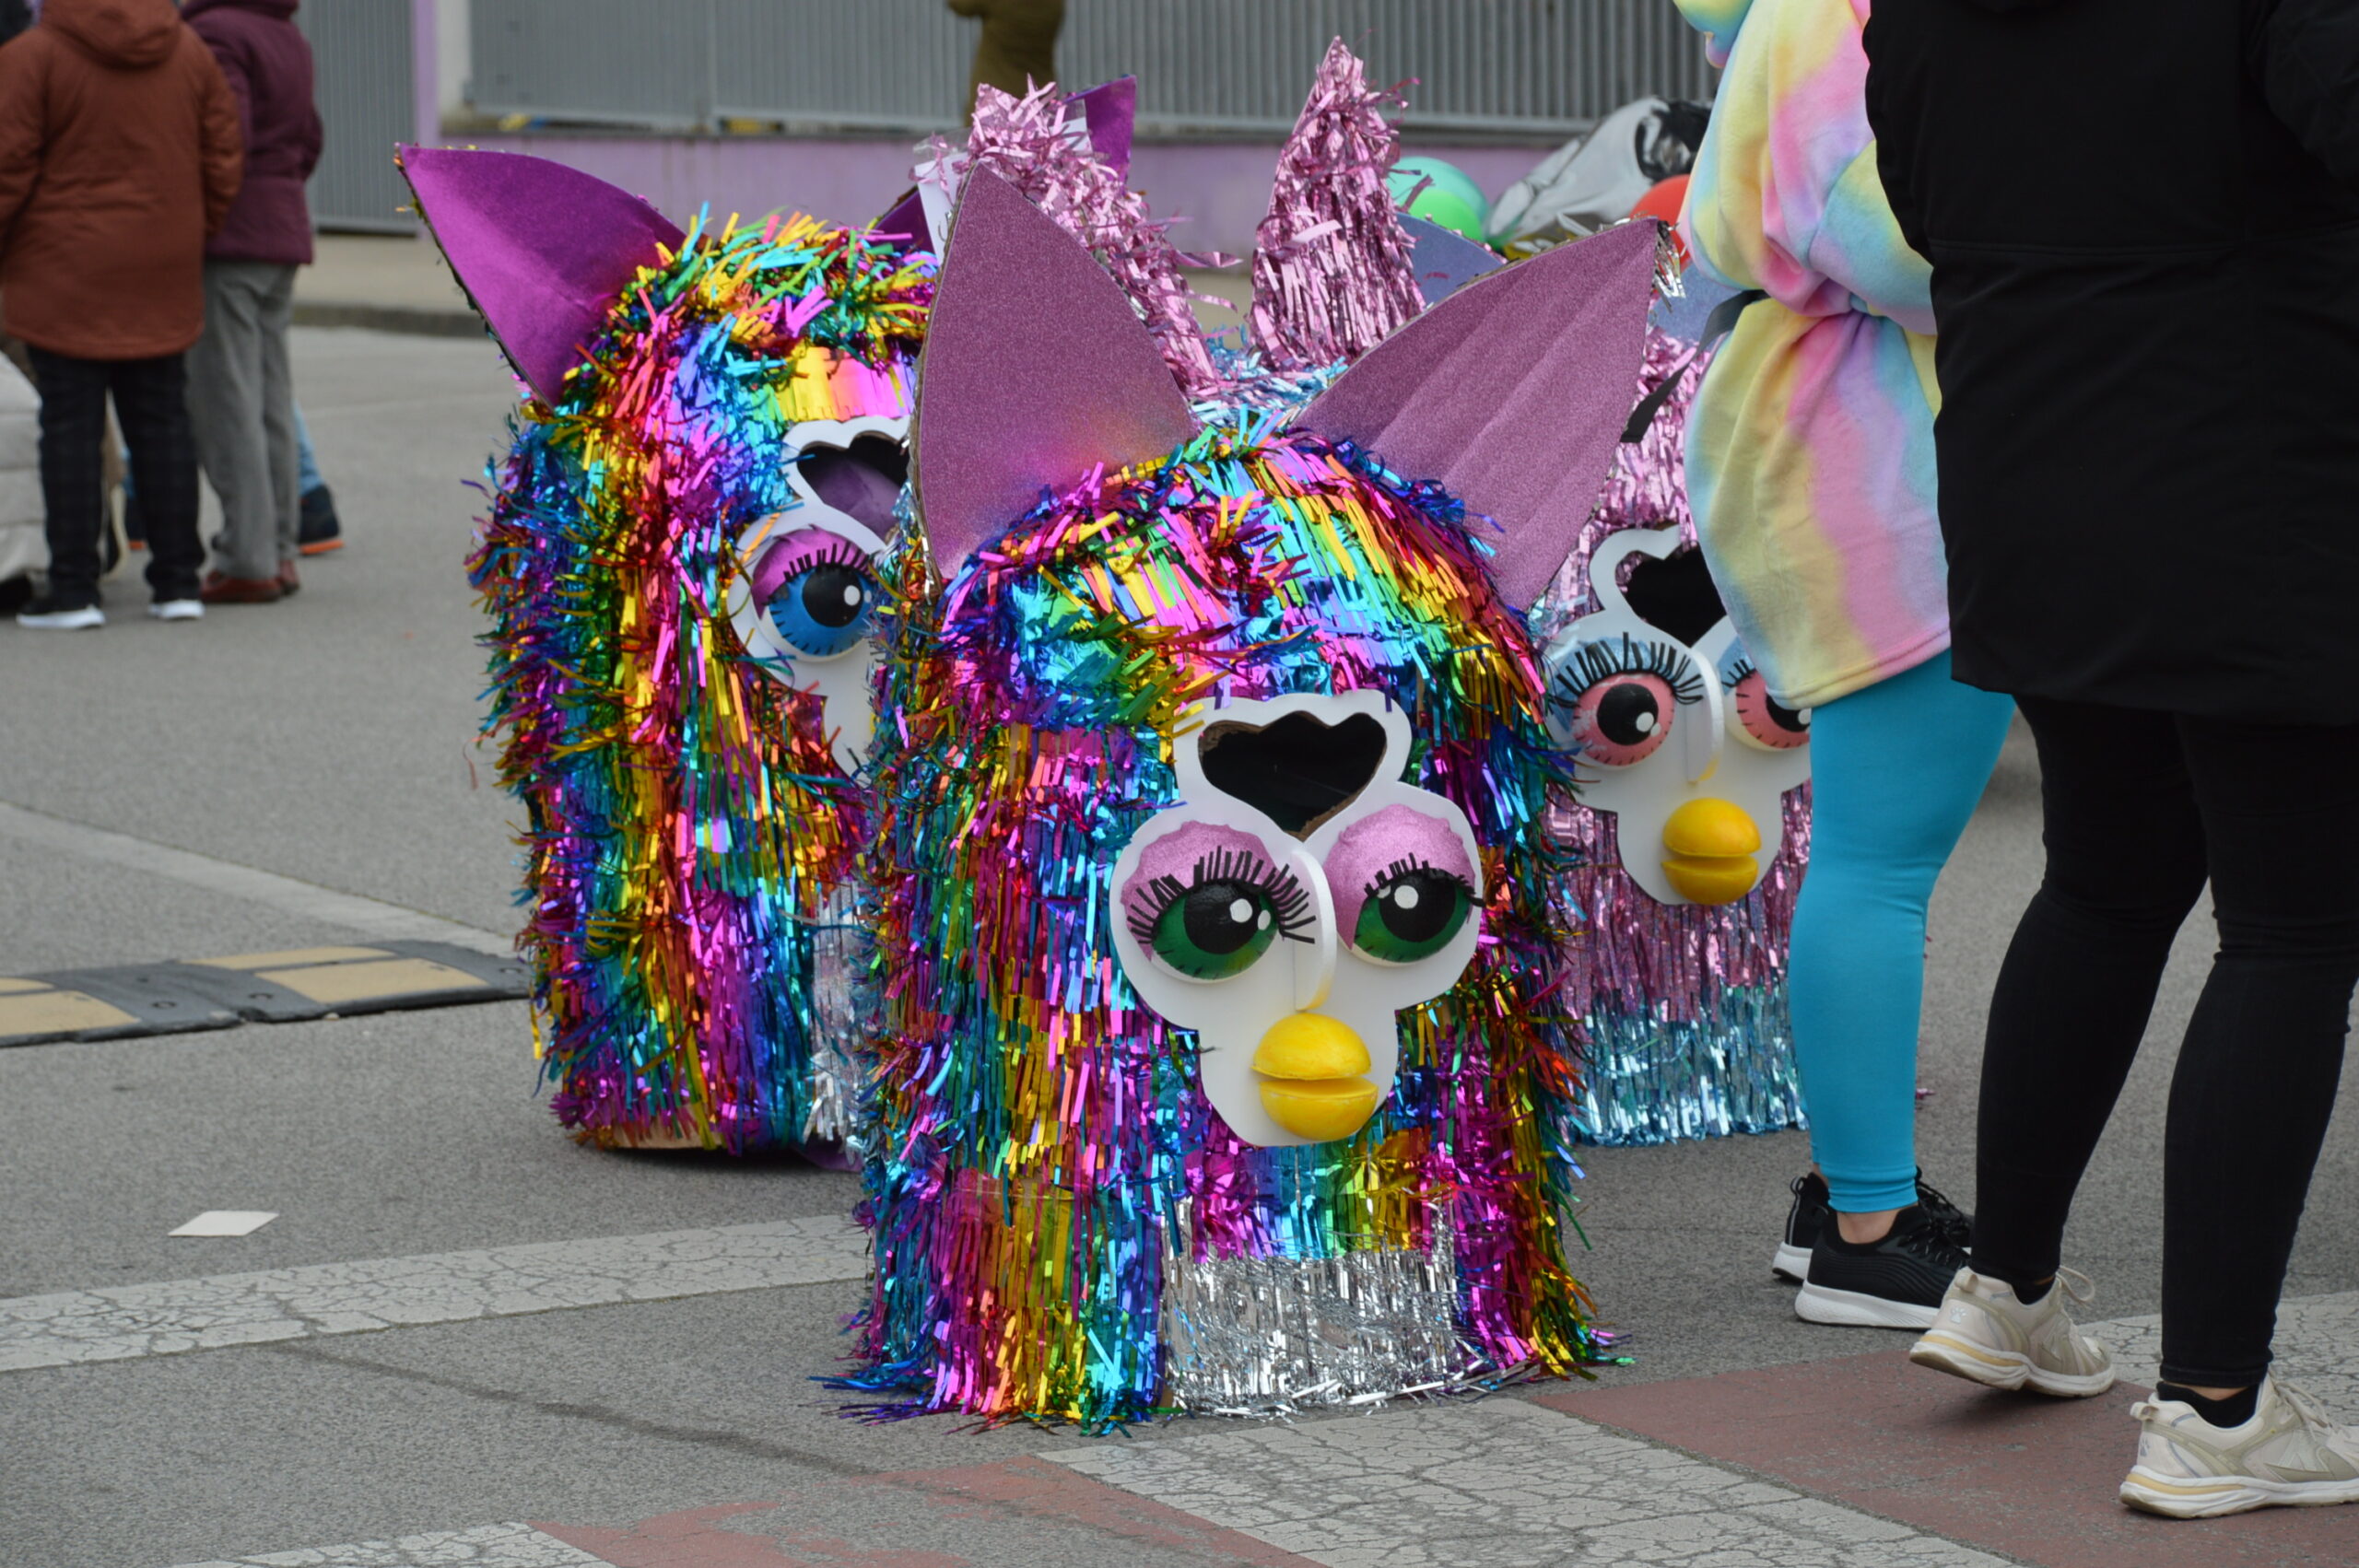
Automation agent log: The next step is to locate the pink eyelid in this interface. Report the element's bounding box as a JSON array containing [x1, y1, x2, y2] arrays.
[[748, 525, 874, 604], [1323, 803, 1476, 940], [1120, 819, 1291, 929]]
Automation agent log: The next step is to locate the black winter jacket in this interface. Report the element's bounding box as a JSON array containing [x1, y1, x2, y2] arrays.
[[1864, 0, 2359, 721]]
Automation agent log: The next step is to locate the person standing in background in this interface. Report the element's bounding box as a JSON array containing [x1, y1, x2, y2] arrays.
[[1866, 0, 2359, 1517], [1675, 0, 2009, 1328], [185, 0, 319, 606], [948, 0, 1062, 116], [0, 0, 241, 628]]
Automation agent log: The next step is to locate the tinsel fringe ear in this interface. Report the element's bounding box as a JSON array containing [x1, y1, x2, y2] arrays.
[[948, 82, 1227, 401], [1249, 38, 1425, 371]]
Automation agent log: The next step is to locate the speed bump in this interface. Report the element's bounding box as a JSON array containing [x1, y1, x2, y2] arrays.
[[0, 940, 530, 1047]]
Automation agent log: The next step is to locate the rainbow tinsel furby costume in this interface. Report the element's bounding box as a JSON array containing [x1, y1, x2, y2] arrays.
[[403, 147, 931, 1155], [847, 170, 1661, 1425]]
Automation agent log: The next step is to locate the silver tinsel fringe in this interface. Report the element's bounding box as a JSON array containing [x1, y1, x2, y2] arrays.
[[1158, 1202, 1489, 1417]]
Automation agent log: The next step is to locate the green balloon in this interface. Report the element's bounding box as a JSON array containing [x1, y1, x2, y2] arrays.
[[1388, 157, 1489, 243]]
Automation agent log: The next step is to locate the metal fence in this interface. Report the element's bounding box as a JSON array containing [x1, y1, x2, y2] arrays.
[[470, 0, 1712, 138], [299, 0, 417, 231]]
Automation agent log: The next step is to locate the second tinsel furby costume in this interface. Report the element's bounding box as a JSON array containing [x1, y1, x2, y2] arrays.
[[1528, 293, 1813, 1148], [401, 146, 931, 1158], [849, 170, 1660, 1424]]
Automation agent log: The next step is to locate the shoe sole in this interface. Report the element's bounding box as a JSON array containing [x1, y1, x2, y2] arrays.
[[1772, 1243, 1810, 1282], [1908, 1328, 2116, 1397], [1795, 1281, 1939, 1329], [298, 539, 344, 556], [2119, 1467, 2359, 1518], [16, 614, 103, 630]]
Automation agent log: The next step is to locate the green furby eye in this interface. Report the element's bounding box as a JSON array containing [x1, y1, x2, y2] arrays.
[[1352, 868, 1472, 964], [1150, 879, 1281, 979]]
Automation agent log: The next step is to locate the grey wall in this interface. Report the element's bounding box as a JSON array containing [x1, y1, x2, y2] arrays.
[[469, 0, 1711, 137], [300, 0, 418, 233]]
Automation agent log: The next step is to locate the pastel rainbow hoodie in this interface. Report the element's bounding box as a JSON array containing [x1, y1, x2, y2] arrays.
[[1676, 0, 1948, 708]]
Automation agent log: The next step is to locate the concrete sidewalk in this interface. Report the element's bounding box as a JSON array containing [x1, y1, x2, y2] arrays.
[[5, 327, 2356, 1568]]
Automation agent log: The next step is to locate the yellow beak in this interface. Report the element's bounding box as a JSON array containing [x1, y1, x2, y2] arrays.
[[1252, 1012, 1380, 1142], [1661, 797, 1762, 905]]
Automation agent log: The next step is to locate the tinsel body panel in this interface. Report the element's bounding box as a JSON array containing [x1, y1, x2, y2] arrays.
[[469, 216, 931, 1153], [1531, 322, 1810, 1147], [856, 420, 1600, 1426]]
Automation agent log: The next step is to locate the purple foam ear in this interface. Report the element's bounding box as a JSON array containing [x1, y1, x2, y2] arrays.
[[1397, 214, 1503, 306], [1297, 219, 1661, 610], [874, 187, 932, 255], [913, 170, 1199, 578], [399, 146, 684, 404], [1068, 76, 1137, 175]]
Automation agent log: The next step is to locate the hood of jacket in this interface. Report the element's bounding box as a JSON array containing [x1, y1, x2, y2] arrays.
[[182, 0, 301, 22], [42, 0, 184, 68]]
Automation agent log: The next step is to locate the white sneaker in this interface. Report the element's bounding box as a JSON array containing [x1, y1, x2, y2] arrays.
[[1908, 1266, 2116, 1397], [147, 599, 204, 622], [16, 599, 103, 630], [2121, 1375, 2359, 1518]]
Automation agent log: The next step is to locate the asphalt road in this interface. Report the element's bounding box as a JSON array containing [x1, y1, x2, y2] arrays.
[[2, 327, 2353, 1568]]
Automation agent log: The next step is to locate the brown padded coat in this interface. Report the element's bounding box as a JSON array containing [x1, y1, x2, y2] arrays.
[[0, 0, 242, 359]]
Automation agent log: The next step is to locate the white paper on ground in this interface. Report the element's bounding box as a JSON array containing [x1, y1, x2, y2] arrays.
[[169, 1211, 277, 1237]]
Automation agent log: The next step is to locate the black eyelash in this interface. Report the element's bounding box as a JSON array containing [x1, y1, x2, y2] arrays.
[[777, 532, 873, 575], [1125, 848, 1316, 947], [1724, 655, 1756, 687], [1552, 633, 1705, 706], [1366, 855, 1472, 899]]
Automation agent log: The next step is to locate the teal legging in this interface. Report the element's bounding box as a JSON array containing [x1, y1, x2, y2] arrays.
[[1790, 649, 2015, 1213]]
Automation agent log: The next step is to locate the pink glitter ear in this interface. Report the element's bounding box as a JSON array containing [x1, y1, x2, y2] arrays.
[[1297, 218, 1662, 610], [912, 169, 1200, 577], [399, 146, 685, 404]]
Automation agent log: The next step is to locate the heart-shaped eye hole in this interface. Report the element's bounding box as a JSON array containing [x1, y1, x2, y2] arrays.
[[799, 435, 908, 533], [1198, 711, 1390, 839]]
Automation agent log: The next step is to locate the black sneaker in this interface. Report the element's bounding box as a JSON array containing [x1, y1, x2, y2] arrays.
[[16, 592, 103, 630], [298, 484, 343, 555], [1773, 1170, 1973, 1282], [1794, 1203, 1972, 1329]]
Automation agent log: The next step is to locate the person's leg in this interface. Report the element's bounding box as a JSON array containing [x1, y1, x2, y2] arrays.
[[1787, 649, 2017, 1224], [1969, 697, 2208, 1294], [2158, 716, 2359, 1394], [293, 401, 322, 497], [108, 355, 205, 606], [186, 261, 278, 586], [26, 347, 108, 609], [256, 265, 299, 570]]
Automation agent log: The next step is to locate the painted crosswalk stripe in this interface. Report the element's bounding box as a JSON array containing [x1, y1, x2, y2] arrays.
[[168, 1521, 610, 1568], [0, 1215, 868, 1374]]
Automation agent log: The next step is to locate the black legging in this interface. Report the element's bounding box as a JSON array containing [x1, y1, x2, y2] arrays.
[[1974, 696, 2359, 1387]]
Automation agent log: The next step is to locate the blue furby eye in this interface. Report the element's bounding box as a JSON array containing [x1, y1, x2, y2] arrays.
[[764, 559, 874, 658], [753, 531, 876, 660]]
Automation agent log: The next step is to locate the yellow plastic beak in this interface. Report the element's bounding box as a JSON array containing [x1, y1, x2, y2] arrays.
[[1661, 796, 1762, 905], [1252, 1013, 1380, 1142]]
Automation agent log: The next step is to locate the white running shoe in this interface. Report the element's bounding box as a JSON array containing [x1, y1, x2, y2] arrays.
[[147, 599, 204, 622], [16, 597, 103, 630], [1908, 1266, 2115, 1397], [2121, 1375, 2359, 1518]]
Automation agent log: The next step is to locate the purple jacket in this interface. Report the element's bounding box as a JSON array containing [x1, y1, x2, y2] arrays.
[[184, 0, 319, 264]]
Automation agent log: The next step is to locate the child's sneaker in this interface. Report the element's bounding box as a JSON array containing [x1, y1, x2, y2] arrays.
[[1909, 1266, 2115, 1397], [2120, 1375, 2359, 1518]]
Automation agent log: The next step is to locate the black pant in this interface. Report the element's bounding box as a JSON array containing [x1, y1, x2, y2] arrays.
[[1976, 696, 2359, 1387], [29, 348, 203, 605]]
